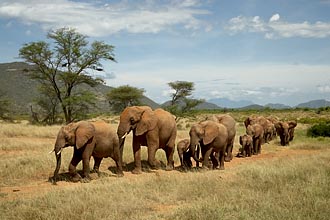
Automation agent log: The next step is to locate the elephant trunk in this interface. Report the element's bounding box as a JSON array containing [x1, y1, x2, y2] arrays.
[[49, 148, 62, 185], [118, 135, 125, 159], [190, 144, 202, 163]]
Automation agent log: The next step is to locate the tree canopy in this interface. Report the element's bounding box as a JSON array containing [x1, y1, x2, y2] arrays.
[[107, 85, 145, 113], [167, 80, 203, 117], [19, 27, 116, 123]]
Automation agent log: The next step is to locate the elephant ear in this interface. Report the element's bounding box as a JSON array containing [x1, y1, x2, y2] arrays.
[[288, 121, 297, 129], [75, 121, 95, 149], [203, 123, 218, 145], [136, 109, 157, 136]]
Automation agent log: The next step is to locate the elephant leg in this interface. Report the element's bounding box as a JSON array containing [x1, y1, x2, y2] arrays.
[[219, 149, 225, 170], [164, 146, 174, 171], [92, 157, 103, 174], [183, 151, 192, 169], [81, 145, 93, 182], [179, 153, 184, 167], [224, 142, 233, 162], [112, 144, 124, 177], [252, 139, 258, 155], [147, 146, 160, 170], [210, 152, 219, 169], [202, 148, 213, 169], [132, 141, 142, 174], [69, 149, 82, 182]]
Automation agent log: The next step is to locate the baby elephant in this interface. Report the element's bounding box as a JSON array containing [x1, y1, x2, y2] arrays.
[[239, 134, 253, 157], [177, 138, 200, 169], [177, 139, 192, 168]]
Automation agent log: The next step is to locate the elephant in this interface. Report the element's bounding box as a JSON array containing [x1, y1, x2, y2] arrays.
[[275, 120, 297, 146], [239, 134, 253, 157], [177, 139, 199, 169], [189, 120, 228, 170], [50, 120, 124, 184], [117, 106, 177, 174], [206, 114, 236, 162], [288, 121, 298, 141], [245, 116, 274, 144], [246, 123, 264, 155]]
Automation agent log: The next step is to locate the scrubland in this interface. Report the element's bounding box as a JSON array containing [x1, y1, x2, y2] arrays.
[[0, 110, 329, 220]]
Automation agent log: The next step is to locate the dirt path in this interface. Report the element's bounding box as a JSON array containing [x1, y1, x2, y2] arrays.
[[0, 147, 319, 201]]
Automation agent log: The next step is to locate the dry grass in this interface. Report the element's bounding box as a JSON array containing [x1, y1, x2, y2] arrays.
[[1, 111, 330, 220]]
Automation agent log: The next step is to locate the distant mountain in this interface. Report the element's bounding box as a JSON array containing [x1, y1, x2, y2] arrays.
[[208, 98, 254, 109], [239, 104, 265, 110], [295, 99, 330, 109], [161, 100, 221, 110], [265, 103, 292, 109], [0, 62, 160, 115]]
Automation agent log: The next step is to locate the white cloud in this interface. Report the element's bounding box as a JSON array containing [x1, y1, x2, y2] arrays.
[[0, 0, 210, 37], [269, 13, 280, 22], [317, 84, 330, 93], [226, 13, 330, 39]]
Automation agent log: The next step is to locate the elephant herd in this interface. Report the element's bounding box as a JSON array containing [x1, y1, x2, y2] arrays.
[[49, 106, 297, 184]]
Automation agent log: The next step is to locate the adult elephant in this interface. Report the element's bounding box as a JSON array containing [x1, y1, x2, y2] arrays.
[[206, 114, 236, 162], [189, 120, 228, 170], [50, 120, 123, 184], [288, 121, 298, 141], [246, 123, 264, 155], [117, 106, 177, 174], [275, 121, 297, 146]]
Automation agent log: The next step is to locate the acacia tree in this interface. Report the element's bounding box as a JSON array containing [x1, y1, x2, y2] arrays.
[[167, 81, 203, 116], [107, 85, 145, 113], [19, 27, 116, 123]]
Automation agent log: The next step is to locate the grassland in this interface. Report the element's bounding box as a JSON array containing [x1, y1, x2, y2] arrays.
[[0, 110, 330, 220]]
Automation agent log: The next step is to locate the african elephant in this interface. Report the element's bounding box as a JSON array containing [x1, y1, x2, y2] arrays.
[[177, 139, 199, 169], [189, 120, 228, 170], [288, 121, 297, 141], [246, 123, 264, 155], [50, 120, 123, 183], [275, 121, 297, 146], [245, 116, 273, 144], [239, 134, 253, 157], [117, 106, 177, 174], [206, 114, 236, 162]]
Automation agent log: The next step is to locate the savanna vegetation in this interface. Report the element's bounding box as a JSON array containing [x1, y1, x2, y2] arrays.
[[1, 109, 329, 220]]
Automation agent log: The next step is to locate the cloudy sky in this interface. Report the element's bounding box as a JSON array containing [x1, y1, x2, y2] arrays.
[[1, 0, 330, 106]]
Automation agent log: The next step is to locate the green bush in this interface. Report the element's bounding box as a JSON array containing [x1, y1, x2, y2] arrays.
[[307, 122, 330, 137]]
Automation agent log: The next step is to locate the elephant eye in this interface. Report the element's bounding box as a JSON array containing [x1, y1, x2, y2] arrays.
[[130, 117, 135, 124]]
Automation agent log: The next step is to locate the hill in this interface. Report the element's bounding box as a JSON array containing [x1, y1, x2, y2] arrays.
[[208, 98, 254, 108], [239, 104, 265, 110], [161, 99, 222, 110], [265, 103, 292, 109], [295, 99, 330, 108], [0, 62, 160, 115]]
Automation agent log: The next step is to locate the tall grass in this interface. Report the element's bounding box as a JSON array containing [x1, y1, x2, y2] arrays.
[[1, 151, 329, 220], [1, 112, 330, 220]]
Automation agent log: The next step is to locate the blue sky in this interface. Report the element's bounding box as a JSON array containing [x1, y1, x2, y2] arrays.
[[1, 0, 330, 106]]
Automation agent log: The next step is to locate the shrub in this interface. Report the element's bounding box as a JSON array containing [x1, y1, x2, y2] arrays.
[[307, 122, 330, 137]]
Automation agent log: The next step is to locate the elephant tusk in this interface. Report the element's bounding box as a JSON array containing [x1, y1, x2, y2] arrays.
[[48, 149, 54, 154], [195, 144, 199, 152], [121, 132, 128, 139], [56, 149, 62, 155]]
